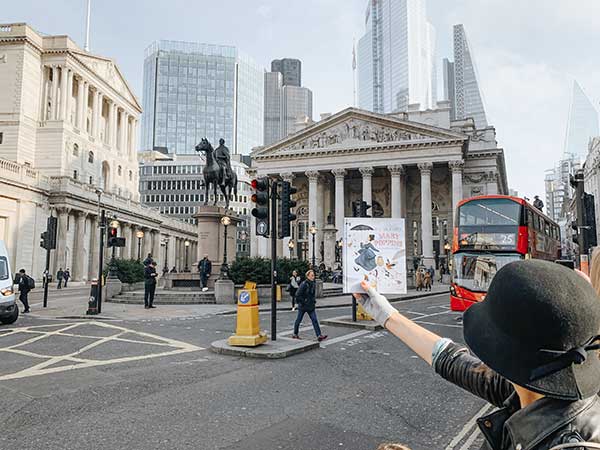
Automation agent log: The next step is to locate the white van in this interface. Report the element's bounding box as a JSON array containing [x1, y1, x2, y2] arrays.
[[0, 240, 18, 325]]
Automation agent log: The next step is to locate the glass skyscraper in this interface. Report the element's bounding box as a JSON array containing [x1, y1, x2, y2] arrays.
[[564, 80, 599, 160], [141, 41, 264, 155], [452, 25, 488, 129], [357, 0, 437, 113]]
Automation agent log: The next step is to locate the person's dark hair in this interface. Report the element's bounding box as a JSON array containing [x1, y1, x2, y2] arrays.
[[19, 269, 26, 274]]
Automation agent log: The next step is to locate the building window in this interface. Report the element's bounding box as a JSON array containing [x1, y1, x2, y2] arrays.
[[88, 151, 94, 163], [73, 143, 79, 157], [89, 176, 93, 184], [0, 132, 3, 144], [129, 170, 133, 181], [118, 165, 122, 176], [73, 170, 78, 180]]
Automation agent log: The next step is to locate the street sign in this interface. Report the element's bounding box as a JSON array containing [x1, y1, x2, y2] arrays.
[[239, 291, 250, 305], [256, 220, 268, 237]]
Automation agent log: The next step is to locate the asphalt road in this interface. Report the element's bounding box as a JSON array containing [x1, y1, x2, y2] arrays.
[[0, 292, 488, 450]]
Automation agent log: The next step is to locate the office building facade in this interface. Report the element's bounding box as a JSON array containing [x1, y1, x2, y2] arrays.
[[564, 80, 599, 160], [141, 41, 264, 156], [271, 58, 301, 87], [263, 59, 313, 146], [357, 0, 437, 113]]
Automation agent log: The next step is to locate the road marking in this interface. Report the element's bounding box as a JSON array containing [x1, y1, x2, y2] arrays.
[[0, 321, 204, 381], [445, 404, 492, 450], [320, 330, 372, 348], [459, 427, 482, 450]]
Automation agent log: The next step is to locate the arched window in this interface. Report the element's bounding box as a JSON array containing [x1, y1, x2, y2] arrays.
[[128, 170, 133, 181], [118, 165, 122, 176], [88, 151, 94, 163], [73, 143, 79, 157]]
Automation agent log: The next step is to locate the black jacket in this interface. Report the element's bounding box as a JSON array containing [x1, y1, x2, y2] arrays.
[[198, 259, 212, 275], [295, 280, 316, 311], [15, 274, 31, 293], [144, 266, 157, 285], [434, 342, 600, 449]]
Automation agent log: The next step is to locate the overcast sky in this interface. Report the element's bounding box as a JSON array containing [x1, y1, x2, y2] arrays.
[[4, 0, 600, 200]]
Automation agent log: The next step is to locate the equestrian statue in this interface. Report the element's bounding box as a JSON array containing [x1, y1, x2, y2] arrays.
[[195, 138, 238, 210]]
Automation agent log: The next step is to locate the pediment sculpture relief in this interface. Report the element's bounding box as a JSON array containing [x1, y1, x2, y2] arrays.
[[285, 119, 429, 151]]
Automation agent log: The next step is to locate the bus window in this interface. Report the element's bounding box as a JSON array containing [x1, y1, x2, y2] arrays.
[[527, 209, 534, 227], [545, 221, 550, 236]]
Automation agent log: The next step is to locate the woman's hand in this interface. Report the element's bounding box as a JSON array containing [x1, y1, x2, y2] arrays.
[[352, 280, 398, 326]]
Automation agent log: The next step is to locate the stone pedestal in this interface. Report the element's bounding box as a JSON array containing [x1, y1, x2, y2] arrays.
[[322, 224, 337, 270], [214, 279, 236, 304], [103, 277, 122, 300]]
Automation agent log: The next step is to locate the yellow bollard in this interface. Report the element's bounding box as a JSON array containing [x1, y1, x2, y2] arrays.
[[276, 285, 282, 302], [228, 289, 268, 347], [356, 303, 374, 321]]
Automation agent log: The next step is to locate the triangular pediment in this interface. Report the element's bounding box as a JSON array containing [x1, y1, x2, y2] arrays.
[[253, 107, 467, 159], [72, 52, 141, 111]]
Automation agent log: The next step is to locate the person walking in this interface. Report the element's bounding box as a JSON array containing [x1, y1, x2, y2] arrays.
[[354, 259, 600, 449], [415, 268, 423, 291], [288, 270, 301, 311], [428, 266, 435, 286], [197, 255, 212, 292], [56, 268, 64, 289], [292, 270, 327, 342], [144, 261, 158, 309], [63, 268, 70, 288], [14, 269, 32, 313]]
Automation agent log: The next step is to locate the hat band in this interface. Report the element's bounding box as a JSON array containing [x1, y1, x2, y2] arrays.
[[529, 335, 600, 382]]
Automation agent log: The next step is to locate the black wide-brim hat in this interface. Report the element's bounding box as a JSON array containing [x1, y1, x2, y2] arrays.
[[463, 259, 600, 400]]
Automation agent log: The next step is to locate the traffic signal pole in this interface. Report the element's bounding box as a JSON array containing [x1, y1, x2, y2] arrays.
[[42, 247, 51, 308], [271, 179, 278, 341], [97, 209, 106, 314]]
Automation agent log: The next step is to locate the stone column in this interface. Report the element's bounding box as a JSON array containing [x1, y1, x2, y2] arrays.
[[107, 101, 114, 146], [359, 167, 374, 207], [89, 214, 100, 280], [51, 66, 60, 120], [76, 77, 85, 129], [142, 228, 152, 259], [83, 82, 90, 133], [55, 208, 70, 272], [119, 110, 128, 152], [73, 211, 87, 281], [418, 163, 434, 266], [388, 165, 405, 218], [449, 160, 464, 227], [66, 70, 74, 123], [306, 171, 319, 265], [97, 93, 104, 142], [332, 168, 346, 240], [129, 119, 137, 158], [58, 66, 69, 120], [112, 104, 119, 147], [122, 224, 132, 260], [91, 89, 99, 138]]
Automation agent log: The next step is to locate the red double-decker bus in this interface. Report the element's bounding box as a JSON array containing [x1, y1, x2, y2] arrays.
[[450, 195, 561, 311]]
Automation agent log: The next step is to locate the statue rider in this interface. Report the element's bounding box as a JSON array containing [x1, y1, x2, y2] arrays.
[[214, 138, 231, 187]]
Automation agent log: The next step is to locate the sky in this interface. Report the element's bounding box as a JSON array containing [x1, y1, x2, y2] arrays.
[[3, 0, 600, 201]]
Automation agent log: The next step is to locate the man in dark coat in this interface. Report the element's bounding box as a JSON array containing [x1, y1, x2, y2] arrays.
[[14, 269, 32, 313], [63, 268, 71, 288], [292, 270, 327, 341], [143, 253, 154, 267], [197, 255, 212, 291], [214, 138, 231, 187], [56, 268, 64, 289], [144, 261, 158, 309]]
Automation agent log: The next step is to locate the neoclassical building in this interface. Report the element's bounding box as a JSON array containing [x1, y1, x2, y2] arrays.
[[0, 23, 197, 281], [251, 103, 508, 268]]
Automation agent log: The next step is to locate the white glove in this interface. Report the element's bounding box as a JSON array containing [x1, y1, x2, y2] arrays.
[[355, 285, 397, 326]]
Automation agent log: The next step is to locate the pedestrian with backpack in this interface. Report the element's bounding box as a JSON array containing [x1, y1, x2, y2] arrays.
[[56, 268, 64, 289], [14, 269, 33, 313], [292, 270, 327, 342]]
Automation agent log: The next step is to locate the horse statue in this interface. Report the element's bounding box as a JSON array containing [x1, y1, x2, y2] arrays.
[[195, 138, 238, 210]]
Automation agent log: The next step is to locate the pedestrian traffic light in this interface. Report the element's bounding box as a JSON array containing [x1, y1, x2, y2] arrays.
[[40, 231, 49, 250], [107, 224, 118, 248], [251, 177, 270, 237], [278, 181, 297, 238]]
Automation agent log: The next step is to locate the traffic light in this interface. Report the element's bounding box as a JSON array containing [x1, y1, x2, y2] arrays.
[[251, 177, 270, 237], [583, 193, 597, 249], [107, 224, 118, 248], [40, 231, 49, 249], [46, 216, 57, 250], [278, 181, 297, 238]]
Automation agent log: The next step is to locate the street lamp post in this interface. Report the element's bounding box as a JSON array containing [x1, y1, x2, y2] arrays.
[[309, 222, 317, 269], [288, 239, 295, 259], [108, 218, 120, 279], [136, 230, 144, 261], [184, 240, 190, 272], [162, 238, 169, 273], [219, 216, 231, 279]]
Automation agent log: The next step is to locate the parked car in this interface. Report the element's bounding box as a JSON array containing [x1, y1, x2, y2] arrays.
[[0, 240, 18, 325]]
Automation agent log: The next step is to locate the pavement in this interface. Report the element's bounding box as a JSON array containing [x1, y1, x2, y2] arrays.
[[20, 283, 448, 321], [0, 288, 491, 450]]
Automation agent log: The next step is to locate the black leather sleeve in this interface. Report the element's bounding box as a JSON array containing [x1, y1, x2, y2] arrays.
[[433, 342, 515, 408]]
